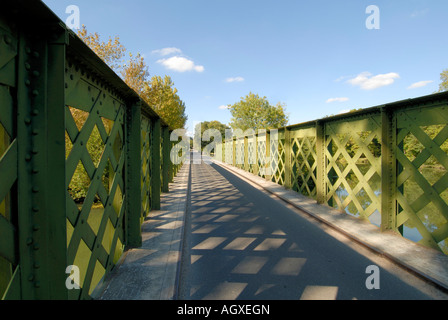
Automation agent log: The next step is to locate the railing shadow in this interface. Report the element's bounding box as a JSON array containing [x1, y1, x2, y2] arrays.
[[178, 160, 435, 300]]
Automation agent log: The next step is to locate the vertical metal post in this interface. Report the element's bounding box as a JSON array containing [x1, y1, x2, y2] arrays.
[[43, 25, 69, 300], [254, 133, 259, 176], [16, 25, 68, 299], [265, 130, 271, 181], [284, 128, 292, 189], [381, 107, 398, 232], [244, 136, 249, 172], [151, 118, 161, 210], [125, 100, 142, 248], [316, 121, 326, 205], [169, 137, 175, 182], [232, 137, 236, 167], [162, 126, 170, 193]]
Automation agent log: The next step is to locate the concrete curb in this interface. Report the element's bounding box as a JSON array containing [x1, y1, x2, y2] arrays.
[[211, 159, 448, 293]]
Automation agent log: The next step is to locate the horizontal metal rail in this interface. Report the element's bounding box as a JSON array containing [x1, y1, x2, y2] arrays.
[[216, 92, 448, 257]]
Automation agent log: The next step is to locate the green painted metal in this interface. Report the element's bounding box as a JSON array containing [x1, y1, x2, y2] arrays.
[[65, 54, 128, 299], [2, 0, 448, 301], [141, 116, 152, 220], [216, 94, 448, 255], [162, 126, 170, 193], [0, 12, 18, 300], [381, 108, 398, 232], [125, 100, 142, 248], [151, 118, 161, 211], [0, 0, 184, 300]]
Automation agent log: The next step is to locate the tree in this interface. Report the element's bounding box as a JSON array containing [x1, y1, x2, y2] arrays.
[[142, 75, 188, 129], [438, 69, 448, 92], [194, 120, 230, 150], [78, 26, 187, 129], [228, 92, 289, 131], [121, 52, 149, 96], [77, 25, 126, 73]]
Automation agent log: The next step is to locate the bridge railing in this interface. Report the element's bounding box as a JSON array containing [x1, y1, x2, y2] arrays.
[[216, 92, 448, 256], [0, 0, 185, 300]]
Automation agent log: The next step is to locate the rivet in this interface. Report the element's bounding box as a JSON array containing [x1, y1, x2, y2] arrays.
[[25, 79, 31, 86], [26, 237, 34, 245], [25, 47, 31, 54], [24, 117, 31, 124], [33, 51, 39, 58], [32, 129, 39, 135], [33, 70, 40, 77], [33, 243, 40, 250], [32, 109, 39, 116], [34, 263, 40, 269], [32, 186, 39, 193], [34, 281, 40, 288], [32, 90, 39, 96], [32, 168, 39, 174], [25, 154, 32, 161], [32, 206, 39, 212], [33, 224, 40, 231], [25, 62, 31, 70], [28, 275, 34, 282]]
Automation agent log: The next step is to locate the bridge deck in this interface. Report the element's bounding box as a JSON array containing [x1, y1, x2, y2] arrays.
[[99, 153, 448, 300]]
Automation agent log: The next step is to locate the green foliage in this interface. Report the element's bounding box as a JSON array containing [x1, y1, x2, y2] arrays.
[[142, 75, 188, 129], [228, 92, 289, 131], [78, 26, 187, 130], [66, 108, 114, 203], [438, 69, 448, 92], [194, 120, 230, 150], [77, 25, 127, 73], [404, 125, 448, 166]]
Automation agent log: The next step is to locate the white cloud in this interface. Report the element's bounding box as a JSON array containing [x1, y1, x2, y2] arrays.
[[326, 97, 349, 103], [347, 72, 400, 90], [218, 105, 229, 110], [157, 56, 204, 73], [407, 80, 433, 89], [225, 77, 245, 83], [151, 47, 182, 56]]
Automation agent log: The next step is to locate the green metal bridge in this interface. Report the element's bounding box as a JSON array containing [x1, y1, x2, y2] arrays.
[[1, 0, 448, 300]]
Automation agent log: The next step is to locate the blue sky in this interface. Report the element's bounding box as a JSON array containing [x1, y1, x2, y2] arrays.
[[42, 0, 448, 134]]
